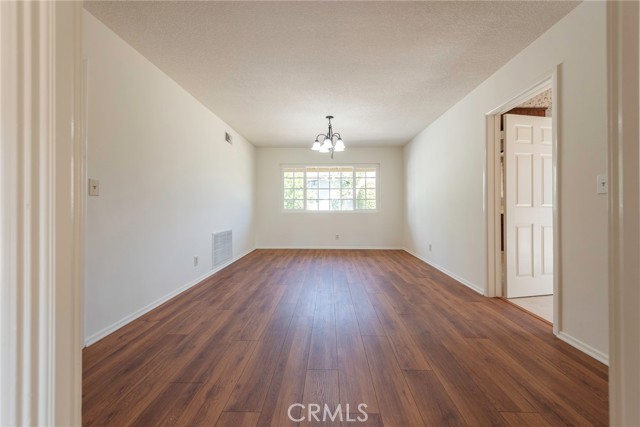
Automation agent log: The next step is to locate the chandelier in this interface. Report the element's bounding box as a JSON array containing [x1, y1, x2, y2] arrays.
[[311, 115, 345, 158]]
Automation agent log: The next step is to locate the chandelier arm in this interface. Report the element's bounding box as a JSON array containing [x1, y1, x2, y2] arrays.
[[312, 115, 344, 155]]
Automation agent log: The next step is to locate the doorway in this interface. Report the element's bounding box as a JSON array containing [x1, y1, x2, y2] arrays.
[[504, 106, 553, 322], [486, 74, 559, 333]]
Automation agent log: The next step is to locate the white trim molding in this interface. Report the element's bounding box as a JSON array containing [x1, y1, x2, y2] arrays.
[[607, 1, 640, 425], [0, 2, 83, 426], [256, 246, 403, 250], [84, 248, 256, 347], [557, 332, 609, 366], [403, 249, 485, 295]]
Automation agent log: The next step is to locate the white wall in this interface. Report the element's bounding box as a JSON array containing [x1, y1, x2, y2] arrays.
[[404, 2, 609, 358], [256, 147, 403, 249], [83, 11, 255, 344]]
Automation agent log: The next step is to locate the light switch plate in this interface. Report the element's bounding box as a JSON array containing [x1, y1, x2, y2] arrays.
[[596, 174, 608, 194], [88, 178, 100, 196]]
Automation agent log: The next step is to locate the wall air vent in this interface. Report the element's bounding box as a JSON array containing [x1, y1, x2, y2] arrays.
[[213, 230, 232, 267], [225, 132, 233, 144]]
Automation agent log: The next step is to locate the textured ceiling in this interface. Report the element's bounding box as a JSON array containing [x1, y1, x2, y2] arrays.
[[84, 1, 579, 147], [518, 88, 553, 109]]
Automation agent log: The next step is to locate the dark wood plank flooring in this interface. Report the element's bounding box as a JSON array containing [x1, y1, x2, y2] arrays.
[[83, 249, 608, 426]]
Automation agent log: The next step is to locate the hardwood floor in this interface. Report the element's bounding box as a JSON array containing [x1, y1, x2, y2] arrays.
[[83, 250, 608, 426]]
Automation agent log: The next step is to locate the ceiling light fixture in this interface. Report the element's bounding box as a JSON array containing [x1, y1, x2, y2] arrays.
[[311, 115, 345, 158]]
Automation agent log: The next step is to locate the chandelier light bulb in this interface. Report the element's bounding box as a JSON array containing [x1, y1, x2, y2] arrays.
[[334, 139, 345, 152], [311, 141, 321, 151]]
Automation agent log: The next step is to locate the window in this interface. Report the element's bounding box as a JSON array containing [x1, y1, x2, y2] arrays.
[[283, 167, 305, 210], [283, 165, 378, 211]]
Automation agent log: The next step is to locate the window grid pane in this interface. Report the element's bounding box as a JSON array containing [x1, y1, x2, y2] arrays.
[[355, 167, 377, 210], [304, 166, 355, 211], [284, 165, 377, 211], [283, 167, 305, 210]]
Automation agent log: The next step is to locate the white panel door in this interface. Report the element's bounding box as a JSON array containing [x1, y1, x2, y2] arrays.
[[505, 114, 553, 298]]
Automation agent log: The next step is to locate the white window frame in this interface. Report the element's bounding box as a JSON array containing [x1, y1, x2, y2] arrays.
[[281, 164, 380, 213]]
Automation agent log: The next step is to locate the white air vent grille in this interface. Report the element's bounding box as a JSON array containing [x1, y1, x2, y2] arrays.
[[213, 230, 232, 267]]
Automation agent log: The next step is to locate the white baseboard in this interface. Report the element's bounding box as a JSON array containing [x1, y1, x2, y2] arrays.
[[394, 249, 611, 365], [255, 245, 404, 250], [84, 247, 256, 347], [556, 331, 609, 366], [402, 248, 485, 295]]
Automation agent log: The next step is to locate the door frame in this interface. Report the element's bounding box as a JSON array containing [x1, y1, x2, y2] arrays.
[[485, 68, 559, 335], [0, 2, 84, 425], [607, 1, 640, 424]]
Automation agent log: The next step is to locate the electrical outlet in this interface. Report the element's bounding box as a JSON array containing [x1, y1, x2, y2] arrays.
[[428, 243, 432, 251], [193, 256, 199, 267], [335, 234, 340, 240]]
